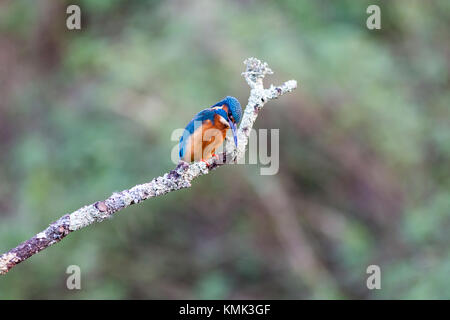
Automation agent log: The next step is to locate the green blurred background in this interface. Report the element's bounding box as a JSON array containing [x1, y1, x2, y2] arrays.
[[0, 0, 449, 299]]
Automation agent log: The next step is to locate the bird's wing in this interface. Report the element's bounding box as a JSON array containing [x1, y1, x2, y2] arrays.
[[179, 108, 216, 159]]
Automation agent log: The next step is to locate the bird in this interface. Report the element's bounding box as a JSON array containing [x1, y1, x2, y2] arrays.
[[179, 96, 242, 163]]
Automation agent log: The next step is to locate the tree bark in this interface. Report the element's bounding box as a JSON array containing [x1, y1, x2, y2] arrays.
[[0, 57, 297, 275]]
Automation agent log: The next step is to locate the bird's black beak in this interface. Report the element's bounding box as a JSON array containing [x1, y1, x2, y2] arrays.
[[228, 118, 238, 147]]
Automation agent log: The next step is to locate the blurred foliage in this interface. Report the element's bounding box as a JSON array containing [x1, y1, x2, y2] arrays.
[[0, 0, 449, 299]]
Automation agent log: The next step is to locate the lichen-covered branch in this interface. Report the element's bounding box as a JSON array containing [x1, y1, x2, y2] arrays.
[[0, 57, 297, 275]]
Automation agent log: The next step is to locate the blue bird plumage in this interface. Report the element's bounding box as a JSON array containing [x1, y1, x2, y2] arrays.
[[179, 96, 242, 162]]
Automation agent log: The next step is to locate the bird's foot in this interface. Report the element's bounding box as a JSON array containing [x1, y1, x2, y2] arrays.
[[200, 159, 210, 167]]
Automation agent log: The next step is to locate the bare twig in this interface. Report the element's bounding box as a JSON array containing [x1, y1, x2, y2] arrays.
[[0, 57, 297, 275]]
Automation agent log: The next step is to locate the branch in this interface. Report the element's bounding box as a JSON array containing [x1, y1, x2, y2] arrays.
[[0, 57, 297, 275]]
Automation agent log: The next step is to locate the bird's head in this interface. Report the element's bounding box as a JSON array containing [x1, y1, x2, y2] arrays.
[[212, 96, 242, 146]]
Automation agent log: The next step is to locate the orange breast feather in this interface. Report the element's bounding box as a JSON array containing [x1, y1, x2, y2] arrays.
[[183, 116, 228, 162]]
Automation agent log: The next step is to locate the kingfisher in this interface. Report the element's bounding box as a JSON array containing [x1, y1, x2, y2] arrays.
[[179, 96, 242, 163]]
